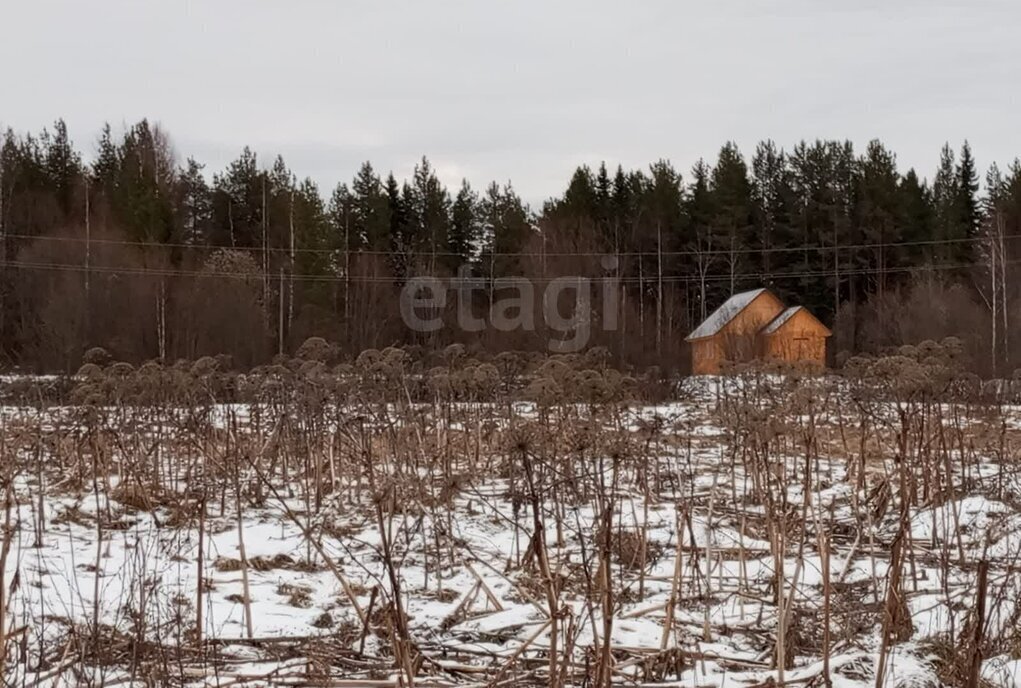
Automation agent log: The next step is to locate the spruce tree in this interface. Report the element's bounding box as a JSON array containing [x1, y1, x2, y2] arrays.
[[610, 166, 632, 232], [350, 162, 389, 250], [595, 161, 612, 237], [854, 140, 900, 294], [710, 143, 753, 294], [448, 179, 479, 267], [789, 140, 856, 320], [43, 119, 81, 217], [751, 141, 797, 286], [685, 159, 716, 320], [268, 155, 295, 248], [92, 123, 120, 198], [932, 143, 961, 265], [480, 182, 531, 275], [292, 177, 332, 308], [554, 166, 597, 226], [956, 141, 981, 263], [411, 157, 451, 272], [328, 183, 355, 250], [385, 173, 408, 278], [897, 169, 935, 268]]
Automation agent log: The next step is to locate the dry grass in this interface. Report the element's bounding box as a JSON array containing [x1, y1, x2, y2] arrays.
[[0, 340, 1018, 686]]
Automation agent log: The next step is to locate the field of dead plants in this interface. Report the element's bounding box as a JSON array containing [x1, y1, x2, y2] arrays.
[[1, 339, 1021, 687]]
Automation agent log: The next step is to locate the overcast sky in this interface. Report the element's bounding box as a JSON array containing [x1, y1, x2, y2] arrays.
[[3, 0, 1019, 206]]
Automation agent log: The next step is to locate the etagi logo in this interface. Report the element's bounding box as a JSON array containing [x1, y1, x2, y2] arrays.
[[399, 257, 620, 353]]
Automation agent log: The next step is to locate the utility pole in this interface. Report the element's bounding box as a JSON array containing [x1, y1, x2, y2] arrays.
[[991, 232, 998, 374], [344, 204, 351, 324], [262, 177, 269, 336], [85, 176, 91, 343], [288, 180, 295, 335], [656, 221, 663, 355], [278, 267, 285, 355]]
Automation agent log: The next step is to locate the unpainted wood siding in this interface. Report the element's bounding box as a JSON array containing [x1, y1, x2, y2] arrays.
[[690, 291, 785, 374], [690, 338, 720, 375], [763, 308, 828, 367]]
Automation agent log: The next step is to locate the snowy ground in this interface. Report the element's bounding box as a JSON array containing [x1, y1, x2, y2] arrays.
[[2, 380, 1021, 686]]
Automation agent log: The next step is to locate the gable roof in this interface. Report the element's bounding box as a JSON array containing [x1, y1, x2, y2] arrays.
[[761, 306, 802, 334], [685, 288, 768, 341], [761, 305, 833, 337]]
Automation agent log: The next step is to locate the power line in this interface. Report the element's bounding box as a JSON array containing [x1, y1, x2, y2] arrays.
[[2, 230, 1017, 259], [0, 255, 1007, 286]]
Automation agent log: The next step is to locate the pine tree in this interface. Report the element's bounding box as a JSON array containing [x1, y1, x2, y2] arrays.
[[176, 158, 212, 245], [116, 120, 176, 243], [212, 146, 263, 248]]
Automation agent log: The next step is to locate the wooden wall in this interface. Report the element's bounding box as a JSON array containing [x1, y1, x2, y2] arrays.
[[763, 308, 828, 368], [690, 291, 784, 374]]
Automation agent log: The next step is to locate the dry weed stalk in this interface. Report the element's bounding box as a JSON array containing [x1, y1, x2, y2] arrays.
[[0, 339, 1016, 686]]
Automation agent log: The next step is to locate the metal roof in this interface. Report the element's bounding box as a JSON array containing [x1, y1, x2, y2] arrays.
[[685, 288, 768, 341], [761, 306, 802, 334]]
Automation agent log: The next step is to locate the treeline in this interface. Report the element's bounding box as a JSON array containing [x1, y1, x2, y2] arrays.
[[1, 119, 1020, 374]]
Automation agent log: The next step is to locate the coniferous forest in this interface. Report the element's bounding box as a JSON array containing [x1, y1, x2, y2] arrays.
[[2, 119, 1019, 375]]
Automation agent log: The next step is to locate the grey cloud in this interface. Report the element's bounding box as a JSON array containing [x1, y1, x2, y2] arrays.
[[2, 0, 1019, 206]]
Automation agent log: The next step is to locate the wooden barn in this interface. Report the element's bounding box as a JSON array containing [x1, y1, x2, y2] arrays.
[[685, 288, 831, 375]]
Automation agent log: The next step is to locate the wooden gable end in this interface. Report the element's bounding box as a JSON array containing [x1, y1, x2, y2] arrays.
[[761, 306, 830, 368], [761, 307, 831, 339], [721, 290, 785, 338]]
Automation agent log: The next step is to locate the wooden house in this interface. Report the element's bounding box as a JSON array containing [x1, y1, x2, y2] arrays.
[[685, 288, 831, 374]]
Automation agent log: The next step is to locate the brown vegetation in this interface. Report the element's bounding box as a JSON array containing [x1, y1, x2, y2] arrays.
[[0, 338, 1019, 686]]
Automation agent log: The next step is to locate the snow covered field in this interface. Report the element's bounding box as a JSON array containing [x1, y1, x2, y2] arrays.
[[1, 366, 1020, 687]]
